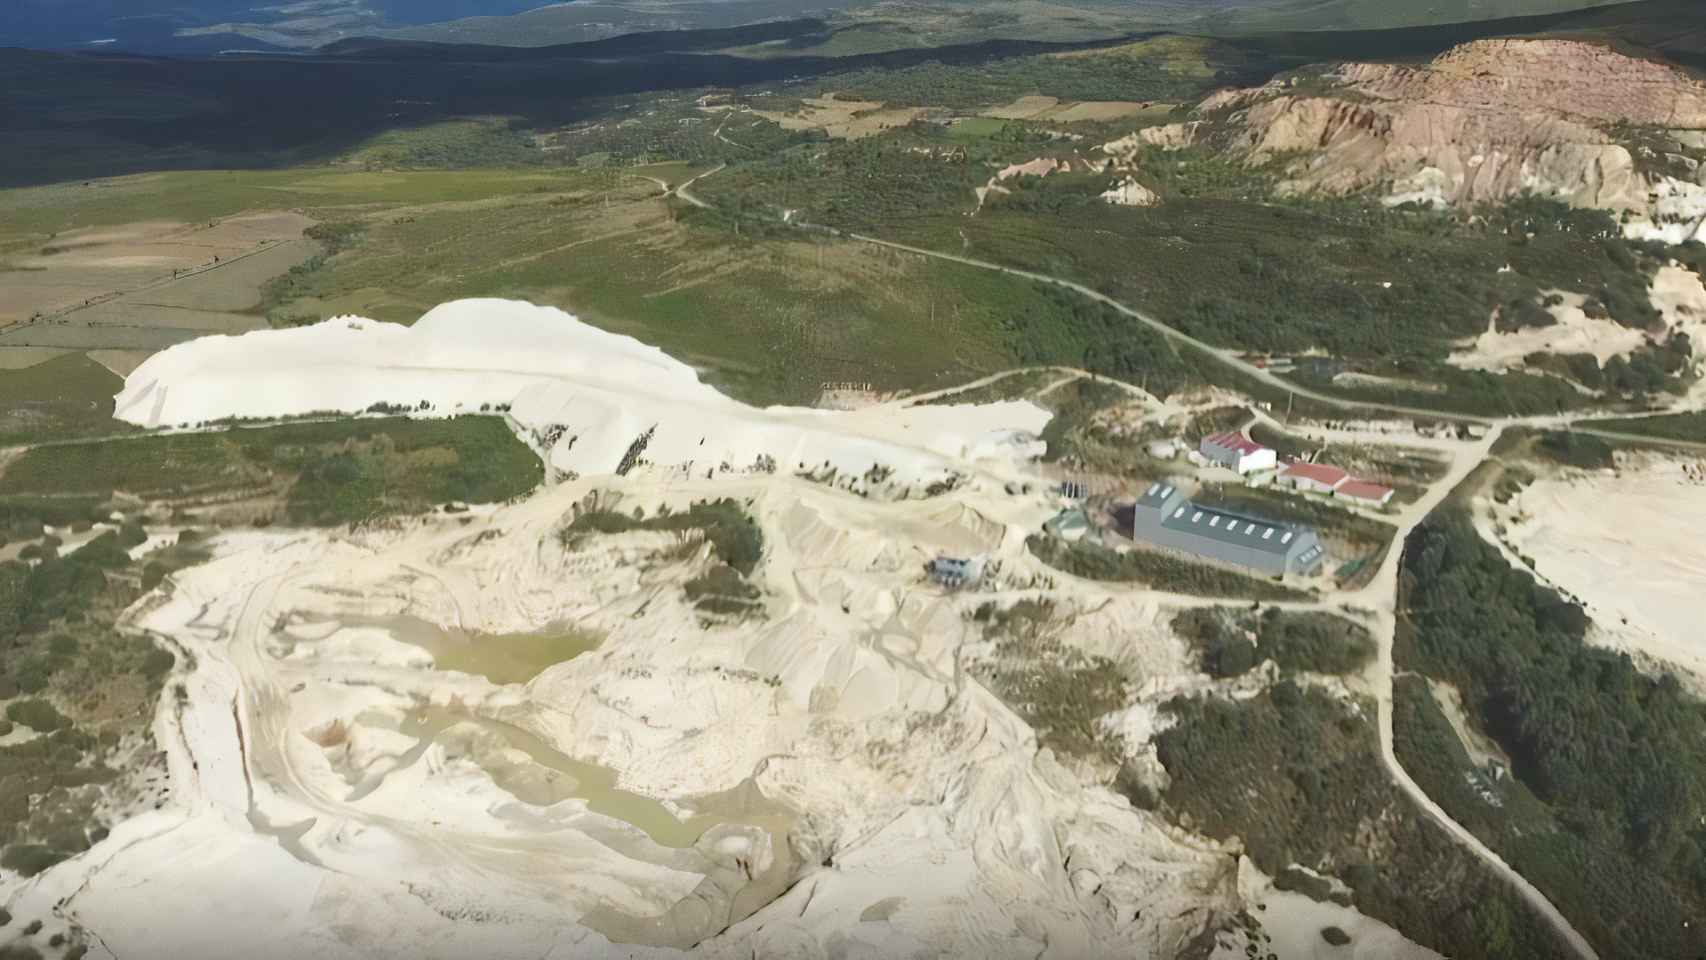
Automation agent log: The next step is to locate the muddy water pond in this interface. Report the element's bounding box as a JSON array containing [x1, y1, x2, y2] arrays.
[[394, 705, 726, 848], [324, 616, 734, 847], [361, 614, 602, 684]]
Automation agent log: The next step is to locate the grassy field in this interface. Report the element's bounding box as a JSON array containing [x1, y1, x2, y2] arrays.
[[0, 417, 541, 524], [0, 167, 600, 242], [0, 353, 133, 446], [1583, 411, 1706, 443], [695, 128, 1680, 413], [803, 33, 1254, 109], [255, 168, 1111, 405]]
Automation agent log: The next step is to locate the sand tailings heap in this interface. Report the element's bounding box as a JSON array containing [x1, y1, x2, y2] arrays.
[[113, 298, 1049, 497]]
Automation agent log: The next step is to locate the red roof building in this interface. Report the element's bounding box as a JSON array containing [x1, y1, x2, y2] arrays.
[[1278, 461, 1350, 492], [1335, 480, 1395, 507], [1204, 431, 1265, 456], [1198, 431, 1277, 474]]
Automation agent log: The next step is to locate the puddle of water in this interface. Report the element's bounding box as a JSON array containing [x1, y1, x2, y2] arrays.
[[352, 615, 602, 685], [396, 705, 722, 849], [294, 616, 768, 851]]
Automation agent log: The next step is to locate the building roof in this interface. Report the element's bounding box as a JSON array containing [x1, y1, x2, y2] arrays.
[[1336, 480, 1394, 502], [1136, 481, 1184, 511], [1280, 461, 1350, 487], [1156, 499, 1314, 557], [1202, 431, 1268, 457]]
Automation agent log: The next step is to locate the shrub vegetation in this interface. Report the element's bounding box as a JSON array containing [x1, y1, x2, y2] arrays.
[[1396, 510, 1706, 958]]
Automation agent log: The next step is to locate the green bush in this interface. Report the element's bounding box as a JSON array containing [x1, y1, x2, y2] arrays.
[[1158, 682, 1566, 958], [1397, 510, 1706, 957], [5, 699, 69, 733], [1258, 608, 1375, 674], [1028, 534, 1310, 601], [1535, 430, 1615, 469], [0, 843, 69, 877], [564, 499, 764, 575], [140, 646, 175, 679], [1172, 609, 1257, 677]]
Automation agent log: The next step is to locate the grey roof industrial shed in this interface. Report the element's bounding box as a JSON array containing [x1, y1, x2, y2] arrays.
[[1130, 483, 1325, 577]]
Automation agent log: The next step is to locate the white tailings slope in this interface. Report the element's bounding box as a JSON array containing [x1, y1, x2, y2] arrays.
[[113, 299, 1048, 492]]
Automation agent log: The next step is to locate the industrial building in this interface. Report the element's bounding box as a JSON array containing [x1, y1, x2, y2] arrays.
[[1276, 461, 1395, 508], [1334, 480, 1395, 508], [1277, 461, 1349, 494], [1199, 432, 1277, 475], [1129, 482, 1325, 577], [927, 556, 982, 588]]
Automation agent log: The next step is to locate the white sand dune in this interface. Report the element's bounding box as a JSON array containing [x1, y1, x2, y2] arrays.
[[114, 299, 1049, 493]]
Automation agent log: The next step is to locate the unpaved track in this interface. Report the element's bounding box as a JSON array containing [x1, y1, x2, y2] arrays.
[[664, 175, 1603, 954], [631, 163, 723, 210], [1351, 427, 1598, 960]]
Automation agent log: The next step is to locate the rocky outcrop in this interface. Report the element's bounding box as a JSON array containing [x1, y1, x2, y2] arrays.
[[1146, 38, 1706, 223], [1101, 177, 1159, 207], [1342, 39, 1706, 128]]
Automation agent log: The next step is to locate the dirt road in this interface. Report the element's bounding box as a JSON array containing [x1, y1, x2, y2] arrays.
[[1347, 427, 1598, 960]]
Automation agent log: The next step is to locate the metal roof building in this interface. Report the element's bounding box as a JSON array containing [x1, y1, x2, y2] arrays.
[[928, 556, 982, 588], [1200, 432, 1277, 475], [1130, 483, 1325, 577]]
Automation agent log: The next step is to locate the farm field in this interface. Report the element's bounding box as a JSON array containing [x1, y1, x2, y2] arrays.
[[0, 168, 619, 376], [979, 95, 1166, 123], [746, 95, 932, 139], [1, 160, 1109, 408]]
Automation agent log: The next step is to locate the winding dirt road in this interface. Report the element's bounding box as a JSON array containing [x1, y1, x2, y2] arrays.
[[649, 168, 1620, 957]]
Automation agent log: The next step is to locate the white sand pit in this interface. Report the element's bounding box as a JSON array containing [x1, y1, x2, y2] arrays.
[[1495, 454, 1706, 683], [6, 298, 1458, 960], [0, 466, 1271, 960], [4, 298, 1288, 960]]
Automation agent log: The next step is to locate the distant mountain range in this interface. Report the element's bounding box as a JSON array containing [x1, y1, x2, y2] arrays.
[[1, 0, 1643, 54]]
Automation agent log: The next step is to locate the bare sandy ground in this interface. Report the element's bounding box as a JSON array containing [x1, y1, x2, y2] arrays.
[[1650, 263, 1706, 406], [2, 470, 1242, 960], [1447, 290, 1647, 374], [1213, 861, 1443, 960], [1493, 453, 1706, 685]]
